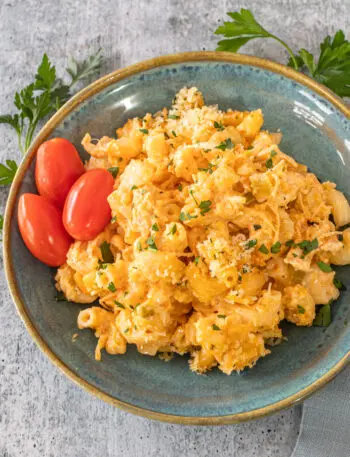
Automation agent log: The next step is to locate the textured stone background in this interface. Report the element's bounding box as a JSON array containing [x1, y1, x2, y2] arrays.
[[0, 1, 348, 456]]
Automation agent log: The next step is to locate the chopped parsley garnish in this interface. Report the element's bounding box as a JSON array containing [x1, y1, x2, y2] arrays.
[[108, 167, 119, 178], [139, 128, 149, 134], [270, 150, 277, 158], [178, 184, 183, 191], [212, 324, 221, 331], [285, 239, 295, 247], [198, 163, 215, 174], [152, 223, 159, 231], [217, 314, 226, 319], [179, 211, 198, 221], [216, 138, 234, 151], [194, 256, 200, 265], [265, 158, 273, 169], [317, 261, 333, 273], [189, 189, 199, 205], [100, 241, 114, 263], [107, 282, 117, 293], [55, 291, 67, 302], [131, 185, 138, 190], [313, 303, 332, 327], [297, 305, 305, 314], [298, 238, 319, 255], [168, 114, 180, 119], [124, 328, 130, 334], [245, 239, 257, 250], [114, 301, 125, 309], [214, 121, 225, 131], [137, 240, 142, 251], [146, 236, 158, 251], [168, 224, 177, 236], [97, 261, 108, 270], [203, 148, 211, 153], [110, 216, 117, 223], [172, 130, 177, 137], [338, 234, 344, 242], [259, 244, 269, 254], [271, 241, 281, 254], [333, 278, 346, 290], [253, 224, 262, 230], [287, 238, 319, 254], [199, 200, 212, 216]]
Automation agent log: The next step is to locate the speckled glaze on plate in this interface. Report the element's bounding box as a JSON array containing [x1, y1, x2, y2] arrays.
[[3, 52, 350, 424]]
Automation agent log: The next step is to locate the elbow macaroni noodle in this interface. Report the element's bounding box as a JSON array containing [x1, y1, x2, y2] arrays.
[[56, 87, 350, 374]]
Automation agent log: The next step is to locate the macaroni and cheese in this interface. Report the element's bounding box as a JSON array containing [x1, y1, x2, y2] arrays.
[[55, 87, 350, 374]]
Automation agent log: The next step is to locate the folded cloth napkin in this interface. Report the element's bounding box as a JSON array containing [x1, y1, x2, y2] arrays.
[[292, 365, 350, 457]]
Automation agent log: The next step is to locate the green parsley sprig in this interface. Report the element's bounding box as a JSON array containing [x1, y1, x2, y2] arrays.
[[215, 9, 350, 97], [0, 49, 103, 173]]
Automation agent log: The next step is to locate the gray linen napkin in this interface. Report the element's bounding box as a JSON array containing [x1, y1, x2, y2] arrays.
[[292, 365, 350, 457]]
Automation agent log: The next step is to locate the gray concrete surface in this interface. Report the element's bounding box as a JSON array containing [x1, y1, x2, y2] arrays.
[[0, 1, 348, 456]]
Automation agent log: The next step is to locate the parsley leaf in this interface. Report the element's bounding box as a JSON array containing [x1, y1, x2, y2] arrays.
[[139, 128, 149, 134], [313, 303, 332, 327], [285, 239, 295, 248], [297, 239, 319, 255], [215, 9, 300, 69], [198, 163, 215, 174], [199, 200, 212, 216], [271, 241, 281, 254], [168, 224, 177, 235], [245, 239, 257, 250], [212, 324, 221, 331], [0, 160, 18, 185], [180, 211, 197, 221], [259, 244, 269, 254], [317, 261, 333, 273], [297, 305, 305, 314], [114, 301, 125, 309], [146, 236, 158, 251], [253, 224, 262, 230], [214, 121, 225, 131], [168, 114, 180, 119], [333, 277, 346, 290], [296, 31, 350, 97], [215, 10, 349, 97], [107, 282, 117, 293], [152, 223, 159, 231], [194, 256, 200, 265], [265, 158, 273, 169], [108, 167, 119, 178], [217, 314, 226, 319], [100, 241, 114, 263], [131, 185, 138, 190], [55, 291, 67, 302], [216, 138, 234, 151], [0, 50, 103, 187], [66, 49, 103, 87]]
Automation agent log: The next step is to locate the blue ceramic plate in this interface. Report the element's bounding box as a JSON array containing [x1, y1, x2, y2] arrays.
[[4, 52, 350, 424]]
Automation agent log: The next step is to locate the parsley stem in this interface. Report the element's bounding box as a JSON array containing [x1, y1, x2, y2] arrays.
[[17, 132, 24, 155], [269, 34, 299, 70]]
